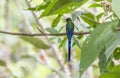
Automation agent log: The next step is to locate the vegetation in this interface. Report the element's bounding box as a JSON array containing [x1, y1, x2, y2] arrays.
[[0, 0, 120, 78]]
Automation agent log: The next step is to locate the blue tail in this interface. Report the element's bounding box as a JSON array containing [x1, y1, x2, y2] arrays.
[[68, 39, 71, 61]]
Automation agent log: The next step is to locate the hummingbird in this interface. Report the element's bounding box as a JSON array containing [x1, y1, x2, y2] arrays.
[[66, 17, 74, 61]]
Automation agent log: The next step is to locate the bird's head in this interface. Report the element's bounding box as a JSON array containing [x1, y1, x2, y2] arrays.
[[66, 17, 72, 22]]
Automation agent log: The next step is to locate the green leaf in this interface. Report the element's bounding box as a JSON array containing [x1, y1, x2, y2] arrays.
[[43, 0, 51, 2], [100, 65, 120, 78], [77, 35, 83, 39], [72, 11, 87, 21], [27, 2, 50, 11], [113, 47, 120, 60], [112, 0, 120, 19], [46, 27, 58, 34], [75, 46, 81, 61], [73, 36, 81, 48], [80, 20, 120, 76], [99, 47, 113, 73], [104, 29, 120, 60], [58, 26, 64, 32], [106, 61, 115, 71], [51, 0, 88, 15], [0, 60, 6, 66], [51, 15, 62, 28], [94, 0, 102, 2], [20, 36, 49, 49], [40, 0, 58, 17], [98, 47, 107, 73], [96, 13, 104, 22], [59, 37, 67, 48], [40, 0, 88, 17], [89, 3, 102, 8], [81, 12, 96, 27]]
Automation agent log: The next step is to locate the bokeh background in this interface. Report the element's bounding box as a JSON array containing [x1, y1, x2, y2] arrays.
[[0, 0, 110, 78]]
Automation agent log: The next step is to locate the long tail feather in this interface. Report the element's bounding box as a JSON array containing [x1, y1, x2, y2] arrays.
[[68, 39, 71, 61]]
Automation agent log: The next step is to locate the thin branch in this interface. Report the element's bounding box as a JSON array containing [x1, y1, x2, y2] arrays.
[[0, 30, 90, 36], [15, 0, 34, 32], [0, 26, 120, 36], [4, 0, 10, 30], [0, 27, 120, 36], [36, 54, 65, 77], [25, 0, 45, 34]]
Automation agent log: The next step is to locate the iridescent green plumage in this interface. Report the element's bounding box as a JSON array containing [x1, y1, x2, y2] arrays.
[[66, 18, 74, 61]]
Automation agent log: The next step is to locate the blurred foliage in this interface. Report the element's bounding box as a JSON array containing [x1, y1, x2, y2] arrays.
[[0, 0, 120, 78], [20, 36, 49, 49], [80, 20, 120, 76], [0, 60, 6, 66]]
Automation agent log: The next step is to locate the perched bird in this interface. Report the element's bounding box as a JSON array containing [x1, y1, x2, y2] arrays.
[[66, 17, 74, 61]]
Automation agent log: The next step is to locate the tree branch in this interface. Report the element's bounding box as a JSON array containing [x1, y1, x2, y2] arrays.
[[25, 0, 45, 34], [0, 30, 90, 36], [0, 27, 120, 36]]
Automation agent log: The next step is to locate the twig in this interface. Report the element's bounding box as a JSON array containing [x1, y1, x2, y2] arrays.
[[25, 0, 45, 34], [15, 0, 34, 32], [36, 54, 65, 77], [0, 30, 90, 36], [0, 27, 120, 36], [4, 0, 10, 30]]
